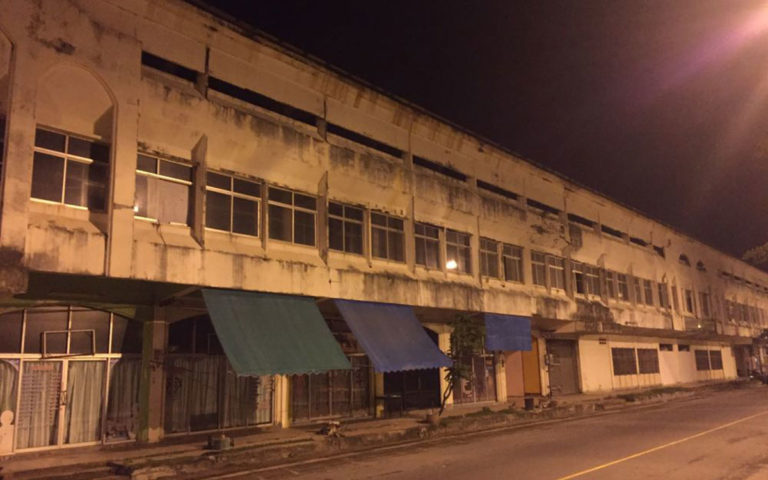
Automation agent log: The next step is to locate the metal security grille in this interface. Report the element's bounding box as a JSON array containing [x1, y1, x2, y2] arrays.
[[16, 361, 62, 449], [611, 348, 638, 375], [637, 349, 660, 374]]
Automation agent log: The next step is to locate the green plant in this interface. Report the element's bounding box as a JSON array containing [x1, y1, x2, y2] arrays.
[[439, 313, 485, 415]]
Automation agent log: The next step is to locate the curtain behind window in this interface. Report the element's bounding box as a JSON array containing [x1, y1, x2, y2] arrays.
[[65, 361, 105, 444]]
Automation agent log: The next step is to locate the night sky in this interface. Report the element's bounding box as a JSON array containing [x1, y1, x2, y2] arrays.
[[203, 1, 768, 262]]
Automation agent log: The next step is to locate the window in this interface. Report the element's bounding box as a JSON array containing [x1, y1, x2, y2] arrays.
[[268, 187, 316, 246], [659, 343, 674, 351], [709, 350, 723, 370], [699, 292, 711, 318], [480, 238, 499, 278], [696, 261, 706, 272], [637, 349, 660, 374], [371, 212, 404, 262], [678, 344, 690, 352], [617, 274, 629, 301], [328, 202, 363, 254], [695, 350, 710, 371], [531, 251, 547, 287], [671, 286, 680, 311], [135, 153, 192, 224], [605, 271, 617, 299], [643, 280, 654, 306], [633, 278, 642, 303], [572, 262, 586, 295], [584, 266, 601, 296], [205, 172, 261, 236], [414, 222, 440, 268], [32, 127, 109, 210], [611, 348, 637, 375], [679, 254, 691, 266], [446, 229, 471, 274], [684, 289, 696, 315], [548, 256, 566, 290], [502, 244, 523, 283]]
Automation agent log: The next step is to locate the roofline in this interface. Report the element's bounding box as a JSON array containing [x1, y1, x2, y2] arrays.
[[183, 0, 764, 278]]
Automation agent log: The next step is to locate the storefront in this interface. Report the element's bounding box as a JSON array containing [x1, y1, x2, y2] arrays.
[[0, 305, 142, 453], [164, 315, 273, 434]]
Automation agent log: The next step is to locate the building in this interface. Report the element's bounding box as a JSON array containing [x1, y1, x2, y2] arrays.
[[0, 0, 766, 456]]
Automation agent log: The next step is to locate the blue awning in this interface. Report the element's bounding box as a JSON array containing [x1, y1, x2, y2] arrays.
[[203, 289, 351, 376], [484, 314, 532, 351], [334, 300, 452, 373]]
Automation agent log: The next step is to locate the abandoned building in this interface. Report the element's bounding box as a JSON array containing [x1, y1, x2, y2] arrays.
[[0, 0, 766, 456]]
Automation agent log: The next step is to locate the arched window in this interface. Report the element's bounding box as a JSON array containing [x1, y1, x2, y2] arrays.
[[679, 254, 691, 267], [31, 65, 114, 210]]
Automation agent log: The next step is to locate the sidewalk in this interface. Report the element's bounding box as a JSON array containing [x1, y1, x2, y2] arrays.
[[2, 380, 758, 480]]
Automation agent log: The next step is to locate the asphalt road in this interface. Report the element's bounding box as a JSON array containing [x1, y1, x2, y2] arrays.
[[236, 387, 768, 480]]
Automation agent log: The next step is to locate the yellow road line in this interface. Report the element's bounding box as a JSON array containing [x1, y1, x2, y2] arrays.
[[555, 409, 768, 480]]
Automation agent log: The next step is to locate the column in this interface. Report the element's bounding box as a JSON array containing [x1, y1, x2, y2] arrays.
[[137, 307, 166, 443]]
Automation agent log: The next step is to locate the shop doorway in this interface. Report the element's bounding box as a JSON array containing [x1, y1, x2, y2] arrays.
[[546, 339, 580, 395]]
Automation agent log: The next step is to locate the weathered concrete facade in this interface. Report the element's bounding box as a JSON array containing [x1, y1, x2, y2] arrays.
[[0, 0, 766, 455]]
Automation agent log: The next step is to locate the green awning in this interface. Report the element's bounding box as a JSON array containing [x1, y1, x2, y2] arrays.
[[202, 289, 351, 376]]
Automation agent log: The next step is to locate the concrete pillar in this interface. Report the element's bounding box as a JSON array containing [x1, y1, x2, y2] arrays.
[[494, 352, 507, 403], [438, 331, 453, 407], [276, 375, 291, 428], [373, 372, 385, 418], [137, 309, 166, 443]]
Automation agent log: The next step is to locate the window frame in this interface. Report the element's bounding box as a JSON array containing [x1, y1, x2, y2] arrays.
[[267, 186, 317, 246], [31, 126, 110, 211], [445, 229, 472, 275], [531, 251, 547, 287], [414, 222, 441, 269], [134, 152, 193, 225], [502, 243, 524, 283], [643, 279, 654, 306], [370, 211, 405, 263], [204, 171, 262, 237], [328, 201, 365, 255], [479, 237, 500, 278]]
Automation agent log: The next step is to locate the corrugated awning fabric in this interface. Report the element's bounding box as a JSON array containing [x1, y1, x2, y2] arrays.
[[202, 289, 351, 376], [334, 299, 452, 373], [484, 314, 532, 351]]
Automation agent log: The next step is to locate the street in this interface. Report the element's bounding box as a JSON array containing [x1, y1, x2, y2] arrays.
[[222, 387, 768, 480]]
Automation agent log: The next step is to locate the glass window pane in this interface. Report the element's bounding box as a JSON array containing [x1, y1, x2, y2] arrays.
[[0, 311, 22, 353], [157, 179, 190, 224], [294, 193, 316, 211], [268, 204, 292, 241], [269, 187, 292, 205], [24, 309, 69, 354], [345, 206, 363, 221], [328, 202, 343, 217], [294, 210, 316, 245], [371, 227, 387, 258], [388, 231, 404, 262], [136, 154, 157, 173], [64, 160, 88, 207], [31, 152, 64, 202], [206, 171, 230, 190], [134, 174, 150, 218], [232, 197, 258, 236], [426, 240, 440, 268], [70, 309, 110, 353], [345, 221, 363, 254], [233, 178, 261, 197], [206, 191, 231, 231], [68, 137, 109, 162], [35, 129, 66, 152], [371, 213, 386, 226], [388, 217, 404, 231], [159, 160, 192, 182], [329, 217, 344, 251], [88, 162, 108, 210]]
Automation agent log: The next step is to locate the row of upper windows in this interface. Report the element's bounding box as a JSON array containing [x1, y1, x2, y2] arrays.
[[25, 127, 768, 315]]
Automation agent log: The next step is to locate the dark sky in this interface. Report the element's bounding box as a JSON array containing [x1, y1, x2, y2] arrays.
[[203, 1, 768, 260]]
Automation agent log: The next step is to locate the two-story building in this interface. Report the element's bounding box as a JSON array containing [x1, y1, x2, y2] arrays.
[[0, 0, 766, 456]]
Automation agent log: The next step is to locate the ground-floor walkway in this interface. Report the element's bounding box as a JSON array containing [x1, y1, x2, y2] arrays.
[[1, 380, 758, 479]]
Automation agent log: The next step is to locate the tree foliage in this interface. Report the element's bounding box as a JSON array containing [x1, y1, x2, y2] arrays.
[[439, 313, 485, 415], [743, 242, 768, 267]]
